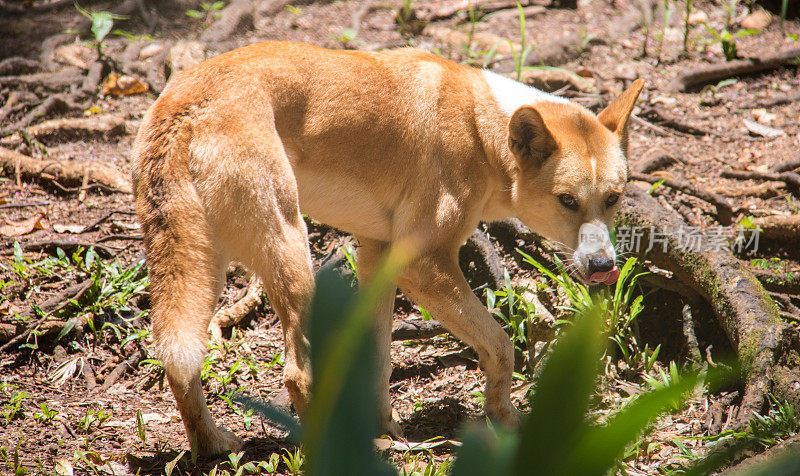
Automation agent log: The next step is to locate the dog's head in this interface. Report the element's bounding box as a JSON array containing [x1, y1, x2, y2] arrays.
[[506, 80, 643, 285]]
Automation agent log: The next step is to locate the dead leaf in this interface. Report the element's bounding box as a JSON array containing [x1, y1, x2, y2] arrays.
[[102, 73, 149, 97], [0, 213, 49, 237], [53, 223, 86, 234], [55, 459, 74, 476], [0, 301, 22, 316], [752, 108, 778, 125], [743, 119, 786, 139], [688, 10, 708, 25], [741, 10, 772, 30], [139, 42, 167, 60], [54, 42, 98, 70]]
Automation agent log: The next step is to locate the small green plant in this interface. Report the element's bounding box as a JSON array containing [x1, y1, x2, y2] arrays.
[[257, 453, 281, 473], [77, 408, 111, 434], [74, 2, 128, 60], [186, 1, 226, 25], [0, 442, 28, 476], [282, 447, 305, 475], [136, 410, 146, 444], [737, 214, 764, 232], [332, 28, 358, 46], [655, 0, 674, 64], [508, 2, 534, 81], [648, 178, 666, 195], [516, 251, 654, 374], [702, 24, 758, 61], [395, 0, 414, 36], [683, 0, 692, 53], [33, 402, 59, 423], [2, 390, 30, 423]]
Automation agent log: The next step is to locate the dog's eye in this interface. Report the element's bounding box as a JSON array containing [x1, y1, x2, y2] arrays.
[[558, 194, 578, 211], [605, 193, 620, 208]]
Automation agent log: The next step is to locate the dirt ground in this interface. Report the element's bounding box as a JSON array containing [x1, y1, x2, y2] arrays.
[[1, 0, 799, 474]]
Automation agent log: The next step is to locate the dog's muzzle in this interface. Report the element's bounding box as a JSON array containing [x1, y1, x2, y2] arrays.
[[575, 222, 618, 285]]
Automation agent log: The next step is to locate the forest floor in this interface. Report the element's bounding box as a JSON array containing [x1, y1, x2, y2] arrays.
[[1, 0, 799, 474]]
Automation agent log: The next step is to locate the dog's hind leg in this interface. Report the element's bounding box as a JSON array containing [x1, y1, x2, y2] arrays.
[[201, 128, 315, 418]]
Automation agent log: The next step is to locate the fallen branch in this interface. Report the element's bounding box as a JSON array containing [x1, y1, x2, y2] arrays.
[[0, 278, 92, 351], [720, 169, 800, 197], [96, 350, 144, 393], [0, 146, 133, 194], [630, 172, 736, 225], [667, 48, 800, 92], [1, 114, 125, 145], [208, 277, 263, 340]]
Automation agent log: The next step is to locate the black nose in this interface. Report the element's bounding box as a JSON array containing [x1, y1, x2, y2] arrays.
[[588, 256, 614, 275]]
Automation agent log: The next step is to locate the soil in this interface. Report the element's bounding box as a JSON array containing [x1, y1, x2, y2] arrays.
[[1, 0, 799, 475]]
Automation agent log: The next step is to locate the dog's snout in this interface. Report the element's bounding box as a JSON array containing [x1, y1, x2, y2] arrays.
[[588, 256, 614, 275]]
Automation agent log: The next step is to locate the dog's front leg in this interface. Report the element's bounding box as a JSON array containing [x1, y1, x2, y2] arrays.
[[356, 237, 404, 438], [397, 251, 521, 427]]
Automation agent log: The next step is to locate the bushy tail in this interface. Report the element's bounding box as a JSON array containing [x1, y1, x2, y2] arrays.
[[133, 113, 221, 381]]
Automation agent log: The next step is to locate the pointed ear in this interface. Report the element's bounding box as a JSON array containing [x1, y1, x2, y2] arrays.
[[597, 78, 644, 153], [508, 106, 557, 165]]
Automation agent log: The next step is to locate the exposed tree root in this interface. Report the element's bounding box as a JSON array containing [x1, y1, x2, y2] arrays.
[[667, 48, 800, 92], [406, 0, 554, 23], [751, 214, 800, 242], [96, 349, 144, 393], [0, 68, 84, 91], [22, 239, 117, 259], [721, 169, 800, 197], [0, 94, 88, 137], [617, 186, 797, 428], [208, 277, 263, 340], [630, 171, 736, 225], [391, 318, 448, 341], [0, 146, 132, 194], [0, 57, 41, 75], [633, 154, 679, 174], [639, 106, 713, 136], [1, 114, 125, 145], [3, 112, 121, 143], [464, 228, 504, 290], [0, 278, 92, 351], [752, 269, 800, 295], [200, 0, 254, 43]]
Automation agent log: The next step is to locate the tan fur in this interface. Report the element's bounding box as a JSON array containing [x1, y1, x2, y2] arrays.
[[133, 41, 643, 456]]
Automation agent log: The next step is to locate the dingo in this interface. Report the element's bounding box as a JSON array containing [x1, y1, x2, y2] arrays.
[[133, 41, 643, 456]]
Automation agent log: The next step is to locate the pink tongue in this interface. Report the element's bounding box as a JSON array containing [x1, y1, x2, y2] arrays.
[[589, 266, 619, 285]]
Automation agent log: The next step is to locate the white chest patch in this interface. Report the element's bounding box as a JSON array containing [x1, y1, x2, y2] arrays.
[[482, 70, 568, 117]]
